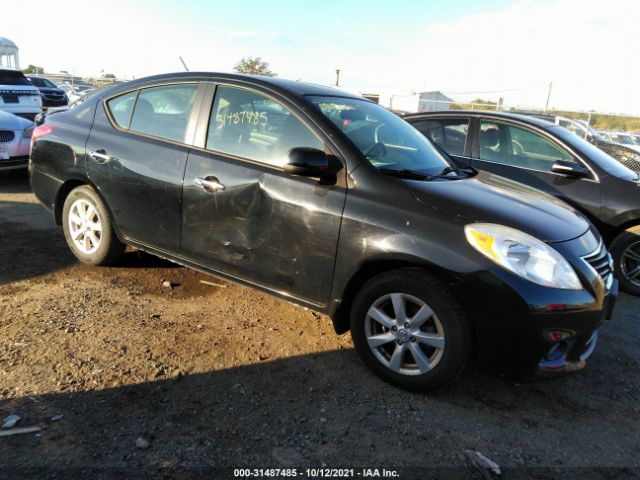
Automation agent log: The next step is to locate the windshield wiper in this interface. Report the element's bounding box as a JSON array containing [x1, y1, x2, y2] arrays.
[[378, 165, 477, 182], [378, 168, 434, 180]]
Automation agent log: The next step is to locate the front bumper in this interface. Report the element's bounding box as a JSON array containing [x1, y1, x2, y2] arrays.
[[0, 131, 31, 169], [455, 232, 617, 379], [42, 97, 68, 108]]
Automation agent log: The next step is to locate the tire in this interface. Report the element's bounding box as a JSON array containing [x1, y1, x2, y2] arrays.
[[350, 268, 472, 392], [62, 185, 125, 265], [610, 226, 640, 296]]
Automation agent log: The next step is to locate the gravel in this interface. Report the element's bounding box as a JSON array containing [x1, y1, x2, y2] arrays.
[[0, 171, 638, 478]]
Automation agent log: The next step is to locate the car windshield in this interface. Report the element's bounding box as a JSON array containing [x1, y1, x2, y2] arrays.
[[309, 96, 451, 175], [0, 70, 31, 86]]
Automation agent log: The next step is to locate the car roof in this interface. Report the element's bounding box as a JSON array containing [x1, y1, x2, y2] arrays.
[[404, 110, 557, 129], [106, 72, 362, 100]]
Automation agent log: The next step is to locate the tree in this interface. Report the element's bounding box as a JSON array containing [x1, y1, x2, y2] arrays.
[[21, 64, 44, 74], [450, 98, 497, 111], [102, 73, 116, 79], [233, 57, 276, 76]]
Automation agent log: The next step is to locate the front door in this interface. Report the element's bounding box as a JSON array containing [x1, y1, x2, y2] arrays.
[[181, 84, 347, 305], [86, 83, 200, 254], [472, 118, 602, 224]]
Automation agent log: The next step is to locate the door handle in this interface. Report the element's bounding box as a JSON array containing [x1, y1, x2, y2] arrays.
[[194, 176, 225, 193], [89, 150, 112, 164]]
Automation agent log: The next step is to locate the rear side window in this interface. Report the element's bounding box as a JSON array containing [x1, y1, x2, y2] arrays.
[[106, 91, 137, 128], [479, 120, 573, 172], [0, 70, 31, 86], [412, 118, 469, 156], [129, 84, 198, 142], [206, 85, 323, 167]]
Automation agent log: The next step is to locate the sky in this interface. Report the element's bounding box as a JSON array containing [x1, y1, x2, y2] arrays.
[[2, 0, 639, 114]]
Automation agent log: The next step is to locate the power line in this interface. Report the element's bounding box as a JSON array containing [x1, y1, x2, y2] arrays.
[[442, 84, 548, 95]]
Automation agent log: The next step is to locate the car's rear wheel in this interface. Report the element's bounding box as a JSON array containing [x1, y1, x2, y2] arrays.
[[610, 226, 640, 296], [350, 268, 472, 391], [62, 185, 125, 265]]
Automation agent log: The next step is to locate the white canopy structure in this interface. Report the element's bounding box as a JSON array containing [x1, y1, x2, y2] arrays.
[[0, 37, 20, 69]]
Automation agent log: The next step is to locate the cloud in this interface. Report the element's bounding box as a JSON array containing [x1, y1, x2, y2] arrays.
[[5, 0, 637, 114]]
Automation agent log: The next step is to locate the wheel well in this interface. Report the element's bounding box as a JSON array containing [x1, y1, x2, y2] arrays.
[[331, 259, 455, 335], [607, 220, 640, 244], [54, 179, 87, 225]]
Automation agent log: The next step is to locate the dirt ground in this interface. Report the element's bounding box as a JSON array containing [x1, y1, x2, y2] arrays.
[[0, 171, 638, 479]]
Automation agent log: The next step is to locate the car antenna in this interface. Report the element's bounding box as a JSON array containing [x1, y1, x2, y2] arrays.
[[179, 56, 189, 72]]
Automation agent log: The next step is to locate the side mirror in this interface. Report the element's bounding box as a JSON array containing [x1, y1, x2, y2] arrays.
[[284, 147, 340, 181], [551, 160, 589, 178]]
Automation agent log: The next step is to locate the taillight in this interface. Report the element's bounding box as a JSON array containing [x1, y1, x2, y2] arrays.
[[31, 124, 56, 148]]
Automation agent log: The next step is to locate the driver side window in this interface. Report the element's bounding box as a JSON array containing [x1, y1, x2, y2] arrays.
[[479, 120, 573, 172], [206, 86, 324, 167]]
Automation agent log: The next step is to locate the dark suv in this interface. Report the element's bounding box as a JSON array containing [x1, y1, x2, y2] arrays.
[[29, 73, 617, 391], [405, 111, 640, 296], [26, 76, 68, 108]]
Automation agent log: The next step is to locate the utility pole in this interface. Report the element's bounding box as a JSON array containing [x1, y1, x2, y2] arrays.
[[335, 69, 340, 87], [544, 81, 553, 112], [179, 56, 189, 72]]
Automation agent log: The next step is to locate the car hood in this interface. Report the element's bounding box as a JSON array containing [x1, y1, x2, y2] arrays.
[[407, 171, 590, 243], [0, 109, 33, 130]]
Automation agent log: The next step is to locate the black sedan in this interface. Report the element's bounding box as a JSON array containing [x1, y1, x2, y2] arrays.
[[405, 111, 640, 296], [29, 73, 616, 390], [26, 76, 68, 108]]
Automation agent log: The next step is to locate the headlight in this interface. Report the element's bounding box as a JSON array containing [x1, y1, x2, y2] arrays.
[[465, 223, 582, 290], [23, 125, 35, 139]]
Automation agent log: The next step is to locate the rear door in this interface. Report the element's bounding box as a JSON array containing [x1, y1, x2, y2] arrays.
[[408, 116, 474, 168], [473, 118, 602, 222], [181, 83, 347, 306], [86, 82, 202, 254]]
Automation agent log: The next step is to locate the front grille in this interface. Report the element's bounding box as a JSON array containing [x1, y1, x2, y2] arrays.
[[0, 130, 15, 143], [584, 242, 614, 285]]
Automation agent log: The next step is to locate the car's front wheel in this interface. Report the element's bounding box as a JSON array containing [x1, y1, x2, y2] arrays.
[[350, 268, 472, 392], [62, 185, 125, 265], [610, 226, 640, 296]]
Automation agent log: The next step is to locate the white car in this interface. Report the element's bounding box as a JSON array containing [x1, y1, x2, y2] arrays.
[[58, 84, 94, 104], [0, 68, 42, 121], [0, 109, 34, 170]]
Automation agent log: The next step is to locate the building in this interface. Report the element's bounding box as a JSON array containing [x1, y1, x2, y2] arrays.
[[417, 91, 454, 112], [0, 37, 19, 69], [338, 86, 455, 113]]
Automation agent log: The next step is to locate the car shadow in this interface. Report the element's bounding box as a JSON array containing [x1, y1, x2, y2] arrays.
[[0, 199, 75, 286], [0, 344, 636, 477], [0, 170, 31, 194]]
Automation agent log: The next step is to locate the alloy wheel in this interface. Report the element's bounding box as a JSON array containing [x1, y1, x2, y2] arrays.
[[68, 198, 102, 255], [364, 293, 445, 376], [621, 241, 640, 288]]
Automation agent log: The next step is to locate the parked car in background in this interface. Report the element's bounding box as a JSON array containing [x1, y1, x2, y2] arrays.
[[0, 68, 42, 121], [26, 76, 68, 108], [30, 72, 616, 391], [0, 109, 33, 170], [604, 132, 640, 153], [58, 84, 94, 104], [405, 110, 640, 296]]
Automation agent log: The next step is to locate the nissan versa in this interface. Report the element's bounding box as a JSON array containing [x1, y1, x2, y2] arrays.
[[29, 73, 617, 391]]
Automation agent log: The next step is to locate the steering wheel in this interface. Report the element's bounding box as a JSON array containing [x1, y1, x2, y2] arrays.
[[512, 140, 525, 155], [373, 124, 387, 144], [364, 142, 387, 158]]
